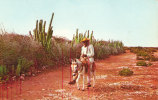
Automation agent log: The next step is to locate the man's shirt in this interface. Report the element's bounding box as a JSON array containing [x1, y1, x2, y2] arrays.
[[81, 44, 94, 58]]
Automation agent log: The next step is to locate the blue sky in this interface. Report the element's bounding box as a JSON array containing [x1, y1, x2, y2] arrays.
[[0, 0, 158, 47]]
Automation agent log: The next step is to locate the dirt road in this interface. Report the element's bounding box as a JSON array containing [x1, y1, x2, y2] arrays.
[[1, 51, 158, 100]]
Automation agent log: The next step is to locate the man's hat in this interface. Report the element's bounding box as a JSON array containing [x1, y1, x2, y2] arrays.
[[81, 38, 90, 42]]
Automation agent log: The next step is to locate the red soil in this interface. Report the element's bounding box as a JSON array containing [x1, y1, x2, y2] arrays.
[[1, 50, 158, 100]]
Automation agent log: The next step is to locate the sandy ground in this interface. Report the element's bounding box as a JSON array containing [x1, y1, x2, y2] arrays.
[[1, 50, 158, 100]]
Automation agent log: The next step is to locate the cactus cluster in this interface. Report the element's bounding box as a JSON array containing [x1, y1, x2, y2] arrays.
[[33, 13, 54, 51], [73, 29, 94, 44]]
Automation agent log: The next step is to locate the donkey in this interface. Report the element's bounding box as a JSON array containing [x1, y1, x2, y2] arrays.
[[71, 58, 96, 91]]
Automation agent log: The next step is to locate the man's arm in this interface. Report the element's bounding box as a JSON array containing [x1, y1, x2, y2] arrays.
[[81, 47, 84, 57]]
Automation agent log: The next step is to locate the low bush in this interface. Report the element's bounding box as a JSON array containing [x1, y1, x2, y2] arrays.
[[136, 51, 149, 57], [93, 40, 124, 59], [130, 47, 158, 62], [147, 62, 152, 66], [136, 61, 147, 66], [119, 68, 133, 76], [16, 57, 34, 76], [142, 55, 158, 61], [0, 65, 9, 81], [149, 56, 158, 61]]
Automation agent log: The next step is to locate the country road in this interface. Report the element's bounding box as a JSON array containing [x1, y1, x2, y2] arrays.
[[1, 51, 158, 100]]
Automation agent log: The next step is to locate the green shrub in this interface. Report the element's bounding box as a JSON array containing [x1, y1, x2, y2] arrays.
[[150, 56, 158, 61], [0, 65, 9, 80], [147, 62, 152, 66], [136, 51, 149, 57], [119, 68, 133, 76], [0, 65, 8, 77], [136, 61, 147, 66], [143, 55, 158, 61], [130, 47, 158, 62], [15, 58, 33, 76], [92, 40, 124, 59], [16, 60, 21, 76]]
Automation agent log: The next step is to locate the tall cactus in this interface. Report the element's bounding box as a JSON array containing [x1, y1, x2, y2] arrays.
[[42, 21, 46, 46], [90, 30, 93, 42], [33, 13, 54, 51], [72, 29, 94, 44], [75, 29, 79, 43], [46, 13, 54, 50], [34, 20, 39, 41], [84, 31, 87, 38], [87, 30, 89, 38]]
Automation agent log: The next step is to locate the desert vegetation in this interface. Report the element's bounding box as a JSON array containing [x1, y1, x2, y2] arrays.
[[119, 68, 133, 76], [129, 47, 158, 66], [0, 13, 124, 82]]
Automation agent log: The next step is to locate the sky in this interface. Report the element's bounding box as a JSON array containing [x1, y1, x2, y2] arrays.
[[0, 0, 158, 47]]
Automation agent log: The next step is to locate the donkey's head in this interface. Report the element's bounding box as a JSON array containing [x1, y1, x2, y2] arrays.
[[71, 59, 78, 76]]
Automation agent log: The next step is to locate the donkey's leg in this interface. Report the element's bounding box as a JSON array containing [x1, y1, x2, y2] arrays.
[[76, 74, 80, 90], [82, 66, 85, 91], [87, 66, 91, 85], [82, 74, 85, 91], [93, 71, 96, 88]]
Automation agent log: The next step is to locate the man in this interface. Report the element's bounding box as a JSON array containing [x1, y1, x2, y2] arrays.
[[69, 38, 94, 87]]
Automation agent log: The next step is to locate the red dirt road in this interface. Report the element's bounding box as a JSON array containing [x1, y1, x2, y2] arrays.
[[1, 51, 158, 100]]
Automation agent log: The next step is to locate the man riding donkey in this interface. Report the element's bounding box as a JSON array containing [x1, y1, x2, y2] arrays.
[[69, 38, 96, 88]]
